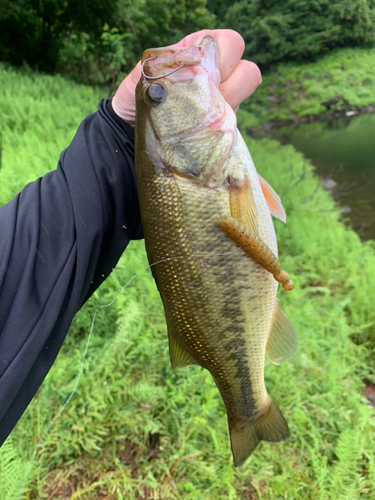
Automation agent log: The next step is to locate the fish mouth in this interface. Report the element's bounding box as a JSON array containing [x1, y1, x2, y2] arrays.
[[141, 36, 218, 83]]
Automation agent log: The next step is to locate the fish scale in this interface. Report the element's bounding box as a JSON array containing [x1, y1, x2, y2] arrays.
[[135, 36, 297, 466]]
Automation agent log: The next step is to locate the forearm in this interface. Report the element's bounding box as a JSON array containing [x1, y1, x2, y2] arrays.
[[0, 98, 142, 445]]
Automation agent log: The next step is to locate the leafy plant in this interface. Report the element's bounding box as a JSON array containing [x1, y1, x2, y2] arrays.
[[0, 0, 120, 72], [57, 24, 133, 87], [220, 0, 375, 67]]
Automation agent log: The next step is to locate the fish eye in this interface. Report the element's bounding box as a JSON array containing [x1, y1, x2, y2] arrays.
[[147, 83, 166, 103]]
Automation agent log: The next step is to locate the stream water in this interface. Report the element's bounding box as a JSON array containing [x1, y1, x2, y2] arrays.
[[268, 113, 375, 241]]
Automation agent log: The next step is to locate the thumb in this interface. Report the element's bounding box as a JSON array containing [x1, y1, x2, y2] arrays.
[[111, 61, 141, 127]]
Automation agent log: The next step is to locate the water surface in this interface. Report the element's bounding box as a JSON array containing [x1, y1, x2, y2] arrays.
[[269, 113, 375, 241]]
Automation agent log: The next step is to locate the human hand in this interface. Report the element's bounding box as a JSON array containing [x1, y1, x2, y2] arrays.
[[112, 29, 261, 127]]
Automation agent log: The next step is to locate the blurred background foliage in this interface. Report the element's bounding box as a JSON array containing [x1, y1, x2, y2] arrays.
[[0, 0, 374, 86], [218, 0, 375, 65], [0, 0, 215, 85]]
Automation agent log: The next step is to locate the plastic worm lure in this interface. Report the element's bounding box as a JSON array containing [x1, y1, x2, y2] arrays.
[[219, 216, 295, 291]]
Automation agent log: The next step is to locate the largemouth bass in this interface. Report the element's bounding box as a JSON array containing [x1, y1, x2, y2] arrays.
[[135, 36, 298, 467]]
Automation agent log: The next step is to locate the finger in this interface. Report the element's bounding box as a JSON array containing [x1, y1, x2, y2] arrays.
[[219, 60, 262, 110], [213, 30, 245, 83], [175, 29, 213, 48], [176, 29, 245, 83]]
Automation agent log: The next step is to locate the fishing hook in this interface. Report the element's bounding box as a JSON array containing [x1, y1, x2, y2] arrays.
[[141, 46, 202, 81], [141, 56, 187, 81]]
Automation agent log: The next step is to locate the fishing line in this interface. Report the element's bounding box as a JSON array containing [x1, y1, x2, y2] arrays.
[[17, 244, 242, 498]]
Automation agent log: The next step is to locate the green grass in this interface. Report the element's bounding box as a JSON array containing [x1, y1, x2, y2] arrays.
[[238, 47, 375, 129], [0, 64, 102, 204], [1, 63, 375, 499]]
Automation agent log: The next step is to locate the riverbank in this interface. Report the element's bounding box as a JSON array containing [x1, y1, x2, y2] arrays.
[[238, 47, 375, 132], [237, 46, 375, 243], [265, 113, 375, 242], [243, 102, 375, 138]]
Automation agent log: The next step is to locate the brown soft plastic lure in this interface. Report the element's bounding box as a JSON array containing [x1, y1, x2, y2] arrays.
[[219, 217, 294, 291]]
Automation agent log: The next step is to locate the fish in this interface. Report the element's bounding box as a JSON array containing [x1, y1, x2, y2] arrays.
[[135, 36, 298, 467]]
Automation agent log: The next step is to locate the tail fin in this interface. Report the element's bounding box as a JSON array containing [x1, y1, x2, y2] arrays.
[[229, 399, 289, 467]]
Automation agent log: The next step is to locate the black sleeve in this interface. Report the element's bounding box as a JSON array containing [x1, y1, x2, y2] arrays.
[[0, 98, 143, 446]]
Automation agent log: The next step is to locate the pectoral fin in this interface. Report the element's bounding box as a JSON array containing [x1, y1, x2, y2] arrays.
[[168, 333, 197, 369], [229, 177, 258, 234], [266, 302, 298, 365], [258, 174, 286, 223]]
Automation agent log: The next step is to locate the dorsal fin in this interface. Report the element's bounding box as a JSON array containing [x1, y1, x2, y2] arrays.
[[266, 301, 298, 365], [258, 174, 286, 223]]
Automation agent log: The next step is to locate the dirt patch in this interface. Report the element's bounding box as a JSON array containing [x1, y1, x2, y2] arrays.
[[364, 381, 375, 407]]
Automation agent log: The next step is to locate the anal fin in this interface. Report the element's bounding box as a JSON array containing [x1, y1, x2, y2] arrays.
[[230, 398, 289, 467], [266, 302, 298, 365], [168, 333, 197, 369]]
